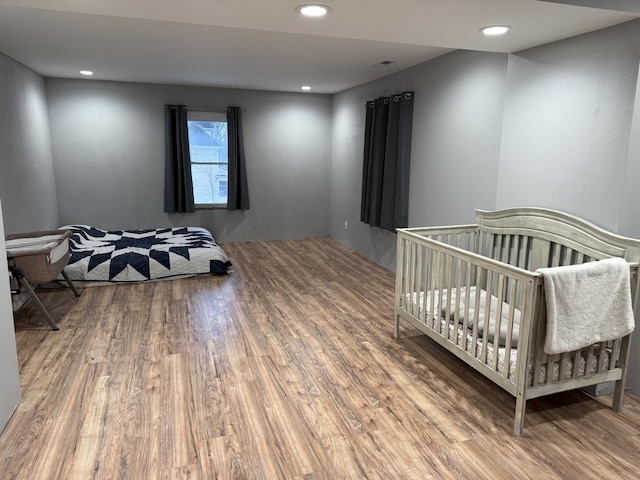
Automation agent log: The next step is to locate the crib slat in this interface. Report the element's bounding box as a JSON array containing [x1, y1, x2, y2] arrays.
[[559, 352, 571, 380], [461, 261, 473, 353], [464, 231, 473, 253], [566, 247, 576, 266], [404, 240, 413, 316], [414, 245, 424, 320], [450, 255, 460, 341], [437, 251, 446, 334], [507, 234, 516, 265], [571, 349, 582, 378], [403, 238, 411, 293], [518, 236, 530, 270], [470, 267, 483, 358], [491, 274, 506, 372], [408, 243, 417, 317], [421, 246, 431, 326], [610, 339, 621, 369], [511, 234, 518, 264], [486, 232, 496, 262], [504, 280, 517, 380], [473, 229, 481, 257], [446, 254, 458, 339], [531, 284, 547, 388], [418, 245, 428, 325], [440, 253, 449, 336], [597, 343, 608, 373], [546, 354, 560, 383], [427, 249, 437, 329], [549, 242, 560, 267], [493, 233, 503, 262], [480, 270, 493, 364]]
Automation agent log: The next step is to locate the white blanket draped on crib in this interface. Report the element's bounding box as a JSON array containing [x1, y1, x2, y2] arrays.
[[538, 257, 634, 355]]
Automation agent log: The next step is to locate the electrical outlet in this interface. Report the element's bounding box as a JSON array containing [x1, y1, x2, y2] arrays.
[[344, 221, 348, 230]]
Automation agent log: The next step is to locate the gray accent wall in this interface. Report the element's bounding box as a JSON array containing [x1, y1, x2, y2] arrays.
[[618, 58, 640, 397], [330, 50, 508, 270], [0, 52, 58, 234], [45, 79, 332, 242], [496, 19, 640, 229]]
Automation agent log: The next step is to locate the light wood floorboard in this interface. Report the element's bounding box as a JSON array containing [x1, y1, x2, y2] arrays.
[[1, 238, 640, 479]]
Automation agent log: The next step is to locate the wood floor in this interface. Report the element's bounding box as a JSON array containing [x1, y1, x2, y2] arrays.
[[1, 238, 640, 479]]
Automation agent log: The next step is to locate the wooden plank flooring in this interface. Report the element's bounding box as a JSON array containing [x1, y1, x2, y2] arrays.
[[1, 237, 640, 479]]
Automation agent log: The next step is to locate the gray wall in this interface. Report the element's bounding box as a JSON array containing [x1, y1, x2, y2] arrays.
[[496, 19, 640, 229], [0, 199, 21, 434], [620, 61, 640, 397], [330, 50, 508, 270], [0, 52, 58, 234], [45, 79, 332, 242]]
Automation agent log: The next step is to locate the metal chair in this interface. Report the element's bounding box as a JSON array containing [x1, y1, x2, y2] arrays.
[[5, 229, 80, 330]]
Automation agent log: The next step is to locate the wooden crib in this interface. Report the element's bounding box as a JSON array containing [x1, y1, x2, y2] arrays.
[[394, 207, 640, 436]]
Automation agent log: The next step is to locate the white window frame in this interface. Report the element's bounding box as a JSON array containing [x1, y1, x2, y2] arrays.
[[187, 110, 228, 208]]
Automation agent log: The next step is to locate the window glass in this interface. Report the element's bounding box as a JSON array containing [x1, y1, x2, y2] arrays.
[[187, 111, 228, 206]]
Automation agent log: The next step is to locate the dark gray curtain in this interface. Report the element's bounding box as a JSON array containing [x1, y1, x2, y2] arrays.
[[361, 92, 414, 231], [164, 104, 195, 213], [226, 106, 250, 211]]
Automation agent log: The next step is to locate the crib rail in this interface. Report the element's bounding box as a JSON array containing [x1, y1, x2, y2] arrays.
[[395, 227, 538, 394]]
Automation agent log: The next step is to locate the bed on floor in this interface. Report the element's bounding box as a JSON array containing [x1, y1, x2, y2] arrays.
[[61, 225, 231, 283], [394, 207, 640, 436]]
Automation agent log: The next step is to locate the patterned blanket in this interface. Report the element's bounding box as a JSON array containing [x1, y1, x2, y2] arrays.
[[62, 225, 231, 282]]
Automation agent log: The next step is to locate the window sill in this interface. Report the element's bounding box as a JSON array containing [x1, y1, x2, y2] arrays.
[[195, 205, 227, 211]]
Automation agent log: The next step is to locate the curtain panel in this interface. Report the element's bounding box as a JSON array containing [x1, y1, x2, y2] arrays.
[[164, 104, 195, 213], [226, 106, 250, 211], [361, 92, 414, 232]]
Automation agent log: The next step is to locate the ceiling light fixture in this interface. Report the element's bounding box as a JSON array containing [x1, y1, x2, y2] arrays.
[[301, 85, 312, 91], [297, 4, 330, 17], [480, 25, 511, 36], [79, 70, 94, 76]]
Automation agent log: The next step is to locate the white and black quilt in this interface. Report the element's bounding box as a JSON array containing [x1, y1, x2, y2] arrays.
[[62, 225, 231, 282]]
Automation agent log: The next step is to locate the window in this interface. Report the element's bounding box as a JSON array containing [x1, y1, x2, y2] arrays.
[[187, 111, 228, 206]]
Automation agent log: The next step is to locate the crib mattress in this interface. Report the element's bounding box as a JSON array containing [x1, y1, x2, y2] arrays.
[[409, 286, 521, 348], [403, 290, 609, 385]]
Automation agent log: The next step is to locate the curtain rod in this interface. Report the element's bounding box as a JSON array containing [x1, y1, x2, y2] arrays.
[[364, 91, 413, 107]]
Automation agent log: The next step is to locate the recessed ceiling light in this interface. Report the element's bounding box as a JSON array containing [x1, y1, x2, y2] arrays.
[[297, 4, 330, 17], [79, 70, 94, 76], [301, 85, 312, 91], [480, 25, 511, 36]]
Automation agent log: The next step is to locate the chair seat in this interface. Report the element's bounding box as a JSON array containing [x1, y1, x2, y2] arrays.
[[5, 229, 80, 330], [5, 230, 71, 284], [6, 233, 68, 256]]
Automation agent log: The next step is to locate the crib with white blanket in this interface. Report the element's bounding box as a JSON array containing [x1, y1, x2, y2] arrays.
[[394, 207, 640, 436]]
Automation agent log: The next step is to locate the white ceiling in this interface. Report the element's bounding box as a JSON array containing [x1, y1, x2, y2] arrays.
[[0, 0, 638, 94]]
